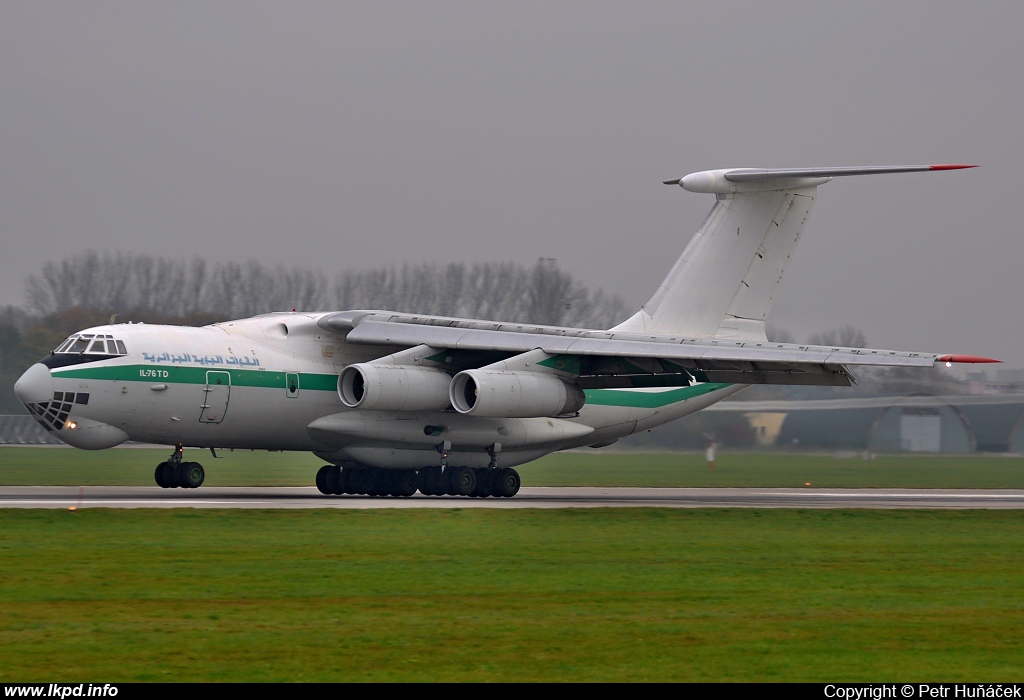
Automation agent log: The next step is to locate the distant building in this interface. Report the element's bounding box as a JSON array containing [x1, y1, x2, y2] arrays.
[[710, 395, 1024, 454]]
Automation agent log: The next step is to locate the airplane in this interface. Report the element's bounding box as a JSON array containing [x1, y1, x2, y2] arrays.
[[13, 163, 996, 498]]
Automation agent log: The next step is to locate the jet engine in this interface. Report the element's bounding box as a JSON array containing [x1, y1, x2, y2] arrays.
[[338, 363, 452, 411], [449, 369, 585, 418]]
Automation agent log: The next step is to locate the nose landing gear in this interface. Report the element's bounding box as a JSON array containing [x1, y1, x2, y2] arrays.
[[154, 444, 205, 489]]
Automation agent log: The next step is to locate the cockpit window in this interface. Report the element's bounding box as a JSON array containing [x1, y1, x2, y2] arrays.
[[54, 333, 128, 356]]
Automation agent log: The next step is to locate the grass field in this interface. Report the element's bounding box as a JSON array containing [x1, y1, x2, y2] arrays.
[[2, 445, 1024, 488], [1, 508, 1022, 682]]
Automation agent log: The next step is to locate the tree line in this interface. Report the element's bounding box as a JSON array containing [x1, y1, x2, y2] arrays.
[[23, 251, 627, 329]]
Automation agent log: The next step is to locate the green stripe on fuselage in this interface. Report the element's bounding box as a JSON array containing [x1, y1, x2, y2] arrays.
[[53, 363, 730, 407], [583, 383, 731, 408], [52, 364, 339, 392]]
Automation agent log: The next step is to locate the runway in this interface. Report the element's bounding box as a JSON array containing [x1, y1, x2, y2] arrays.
[[2, 486, 1024, 509]]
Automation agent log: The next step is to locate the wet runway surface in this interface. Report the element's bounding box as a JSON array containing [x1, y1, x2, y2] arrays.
[[2, 486, 1024, 509]]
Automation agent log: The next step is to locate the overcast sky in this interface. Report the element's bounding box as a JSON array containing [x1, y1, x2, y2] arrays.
[[2, 2, 1022, 367]]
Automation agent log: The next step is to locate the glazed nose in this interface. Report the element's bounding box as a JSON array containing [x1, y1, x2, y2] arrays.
[[14, 363, 54, 405]]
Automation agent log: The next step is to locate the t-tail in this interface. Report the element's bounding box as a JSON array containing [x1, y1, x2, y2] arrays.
[[611, 164, 976, 340]]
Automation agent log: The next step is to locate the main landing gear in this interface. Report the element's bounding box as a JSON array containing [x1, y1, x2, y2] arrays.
[[315, 465, 521, 498], [154, 444, 205, 489]]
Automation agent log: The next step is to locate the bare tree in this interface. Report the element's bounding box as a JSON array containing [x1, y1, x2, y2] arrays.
[[807, 325, 868, 348], [24, 251, 629, 329], [766, 325, 797, 344]]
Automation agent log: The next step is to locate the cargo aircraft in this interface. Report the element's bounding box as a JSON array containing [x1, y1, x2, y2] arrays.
[[14, 164, 995, 498]]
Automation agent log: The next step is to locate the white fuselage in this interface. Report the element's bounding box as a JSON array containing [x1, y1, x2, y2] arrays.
[[18, 312, 742, 469]]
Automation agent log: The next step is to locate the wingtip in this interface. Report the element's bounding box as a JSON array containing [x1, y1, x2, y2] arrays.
[[929, 164, 978, 171], [938, 354, 1001, 364]]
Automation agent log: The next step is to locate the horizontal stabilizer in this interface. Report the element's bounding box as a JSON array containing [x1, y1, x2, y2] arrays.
[[721, 164, 976, 182], [665, 164, 976, 194]]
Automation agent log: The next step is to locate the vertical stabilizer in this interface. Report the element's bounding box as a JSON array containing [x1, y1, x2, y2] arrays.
[[612, 164, 975, 339]]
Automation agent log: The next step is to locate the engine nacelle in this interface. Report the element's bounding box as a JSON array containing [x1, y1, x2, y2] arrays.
[[338, 363, 452, 411], [449, 369, 585, 418]]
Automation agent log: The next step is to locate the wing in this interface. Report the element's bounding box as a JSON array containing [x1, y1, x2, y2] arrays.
[[319, 311, 997, 388]]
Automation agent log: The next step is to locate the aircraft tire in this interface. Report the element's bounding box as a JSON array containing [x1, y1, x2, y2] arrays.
[[348, 468, 370, 495], [471, 469, 493, 498], [159, 462, 177, 488], [181, 462, 205, 489], [441, 466, 455, 495], [170, 461, 188, 488], [323, 465, 342, 495], [450, 466, 476, 496], [335, 466, 350, 495], [493, 468, 521, 498], [364, 466, 380, 495], [315, 465, 332, 494], [395, 470, 419, 497], [373, 468, 388, 495], [419, 466, 441, 495], [155, 462, 169, 488], [487, 469, 503, 495], [381, 470, 398, 497]]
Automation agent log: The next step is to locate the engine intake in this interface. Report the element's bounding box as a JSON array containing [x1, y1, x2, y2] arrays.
[[338, 364, 452, 411], [449, 369, 585, 418]]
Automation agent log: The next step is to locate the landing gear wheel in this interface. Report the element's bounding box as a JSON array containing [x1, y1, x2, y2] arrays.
[[471, 469, 493, 498], [348, 468, 371, 495], [419, 466, 442, 496], [441, 466, 455, 495], [335, 467, 350, 495], [155, 462, 170, 488], [493, 468, 521, 498], [394, 470, 419, 497], [384, 471, 402, 497], [160, 461, 177, 488], [321, 465, 345, 495], [180, 462, 205, 489], [450, 466, 477, 496], [366, 468, 387, 497], [315, 465, 331, 495], [171, 461, 188, 488]]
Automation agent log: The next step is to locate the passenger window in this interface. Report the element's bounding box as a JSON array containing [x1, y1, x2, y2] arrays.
[[115, 340, 127, 355]]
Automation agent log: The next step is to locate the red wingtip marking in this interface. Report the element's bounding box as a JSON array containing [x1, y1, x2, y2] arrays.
[[930, 164, 977, 170], [938, 354, 1001, 364]]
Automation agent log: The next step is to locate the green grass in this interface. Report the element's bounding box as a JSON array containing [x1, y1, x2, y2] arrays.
[[2, 446, 1024, 488], [0, 508, 1022, 681], [519, 451, 1024, 489], [0, 446, 323, 486]]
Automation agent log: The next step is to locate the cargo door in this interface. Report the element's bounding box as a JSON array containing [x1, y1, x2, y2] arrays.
[[200, 371, 231, 424]]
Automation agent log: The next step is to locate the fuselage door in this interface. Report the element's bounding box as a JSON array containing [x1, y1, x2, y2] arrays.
[[286, 372, 300, 399], [200, 370, 231, 424]]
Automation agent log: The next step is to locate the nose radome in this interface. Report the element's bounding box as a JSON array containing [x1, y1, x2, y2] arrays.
[[14, 363, 54, 405]]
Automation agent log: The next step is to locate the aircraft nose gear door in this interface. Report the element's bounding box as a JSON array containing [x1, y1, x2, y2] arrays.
[[200, 371, 231, 423]]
